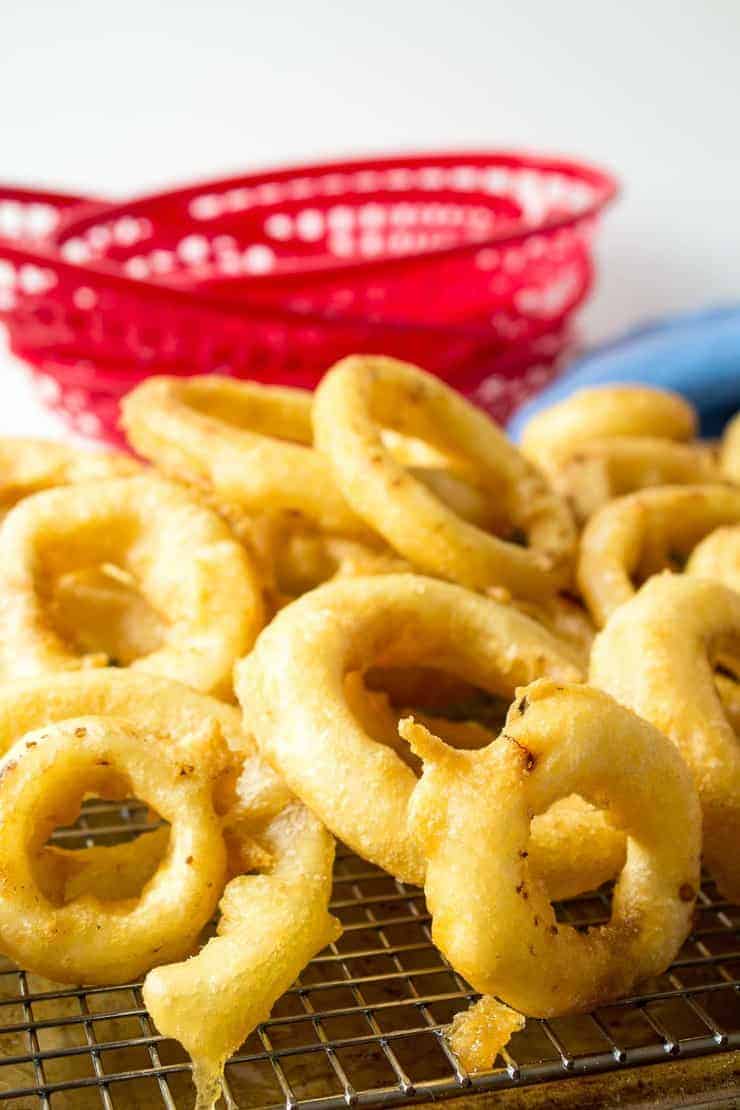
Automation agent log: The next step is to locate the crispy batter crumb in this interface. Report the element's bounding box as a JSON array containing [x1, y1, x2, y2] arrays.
[[447, 996, 525, 1072]]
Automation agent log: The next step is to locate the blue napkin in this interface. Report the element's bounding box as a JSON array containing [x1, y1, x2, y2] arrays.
[[508, 305, 740, 440]]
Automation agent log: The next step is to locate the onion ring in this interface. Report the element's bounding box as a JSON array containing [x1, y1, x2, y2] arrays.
[[546, 437, 719, 523], [121, 374, 501, 612], [122, 375, 498, 540], [237, 573, 631, 900], [0, 716, 227, 984], [403, 679, 700, 1015], [590, 573, 740, 901], [0, 669, 247, 916], [721, 411, 740, 483], [520, 385, 697, 476], [0, 437, 139, 519], [686, 525, 740, 593], [143, 800, 339, 1110], [0, 668, 249, 761], [0, 475, 264, 697], [312, 356, 577, 599], [343, 667, 625, 898], [577, 484, 740, 626]]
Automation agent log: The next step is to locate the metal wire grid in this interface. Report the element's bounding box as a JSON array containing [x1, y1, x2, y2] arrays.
[[0, 801, 738, 1109]]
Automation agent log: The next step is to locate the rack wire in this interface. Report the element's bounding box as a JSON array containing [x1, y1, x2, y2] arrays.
[[0, 800, 738, 1109]]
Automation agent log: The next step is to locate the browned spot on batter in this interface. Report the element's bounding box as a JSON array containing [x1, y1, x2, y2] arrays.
[[186, 855, 194, 865], [517, 696, 528, 715], [179, 764, 195, 777], [0, 759, 17, 780], [74, 727, 87, 738], [502, 734, 536, 771], [679, 883, 696, 902]]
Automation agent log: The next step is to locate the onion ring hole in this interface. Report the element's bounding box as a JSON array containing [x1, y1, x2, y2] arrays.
[[35, 796, 170, 906], [47, 563, 168, 667]]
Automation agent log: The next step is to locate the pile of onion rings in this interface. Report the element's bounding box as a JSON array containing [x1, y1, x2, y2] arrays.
[[0, 369, 734, 1099], [237, 572, 628, 898]]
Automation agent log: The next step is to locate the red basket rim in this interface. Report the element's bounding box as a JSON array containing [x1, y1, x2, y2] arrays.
[[49, 148, 618, 286], [0, 232, 588, 339], [0, 184, 94, 208]]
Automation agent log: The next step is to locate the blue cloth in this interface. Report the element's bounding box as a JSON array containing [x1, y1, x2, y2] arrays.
[[508, 305, 740, 440]]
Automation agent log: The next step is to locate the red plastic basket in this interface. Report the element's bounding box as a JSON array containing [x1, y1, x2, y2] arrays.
[[0, 152, 617, 444]]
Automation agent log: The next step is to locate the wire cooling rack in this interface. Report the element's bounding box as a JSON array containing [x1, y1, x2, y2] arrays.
[[0, 801, 738, 1109]]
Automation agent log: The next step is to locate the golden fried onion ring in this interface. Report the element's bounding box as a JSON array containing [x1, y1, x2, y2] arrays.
[[0, 437, 139, 519], [0, 475, 264, 697], [343, 668, 625, 899], [546, 437, 719, 523], [577, 484, 740, 626], [520, 385, 697, 476], [404, 680, 700, 1016], [313, 356, 577, 599], [238, 573, 630, 900], [590, 574, 740, 901], [0, 716, 226, 984], [0, 669, 246, 910], [122, 374, 498, 541], [686, 525, 740, 593], [721, 411, 740, 483], [144, 801, 339, 1110], [0, 670, 338, 1106], [0, 669, 248, 759]]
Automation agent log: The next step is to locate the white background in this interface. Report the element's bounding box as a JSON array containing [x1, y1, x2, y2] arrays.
[[2, 0, 739, 437]]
